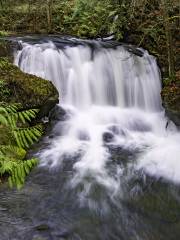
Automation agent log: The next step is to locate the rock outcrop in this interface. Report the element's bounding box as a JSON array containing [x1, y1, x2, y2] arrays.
[[0, 57, 59, 117]]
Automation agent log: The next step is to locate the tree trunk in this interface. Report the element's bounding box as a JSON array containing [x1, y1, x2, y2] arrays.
[[46, 0, 53, 33], [161, 0, 175, 78]]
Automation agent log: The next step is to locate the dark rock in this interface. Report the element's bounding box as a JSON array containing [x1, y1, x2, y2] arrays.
[[108, 125, 126, 136], [103, 131, 114, 142], [49, 105, 67, 121], [35, 224, 50, 231]]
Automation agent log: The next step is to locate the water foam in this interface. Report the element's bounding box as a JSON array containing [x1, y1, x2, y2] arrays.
[[15, 39, 180, 201]]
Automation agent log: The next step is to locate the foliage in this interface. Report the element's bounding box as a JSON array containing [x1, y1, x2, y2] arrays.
[[0, 30, 9, 37], [0, 145, 26, 159], [52, 0, 130, 39], [0, 103, 43, 189], [0, 79, 11, 101], [163, 75, 176, 86], [0, 1, 179, 85], [0, 0, 130, 38], [0, 155, 38, 189], [0, 57, 11, 69]]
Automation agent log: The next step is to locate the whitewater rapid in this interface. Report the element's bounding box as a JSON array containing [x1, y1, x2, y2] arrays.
[[14, 39, 180, 203]]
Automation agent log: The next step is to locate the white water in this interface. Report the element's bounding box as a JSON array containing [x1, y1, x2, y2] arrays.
[[15, 41, 180, 199]]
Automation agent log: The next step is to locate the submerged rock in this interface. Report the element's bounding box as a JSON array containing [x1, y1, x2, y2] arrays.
[[49, 105, 67, 121], [35, 224, 50, 231], [127, 175, 180, 224]]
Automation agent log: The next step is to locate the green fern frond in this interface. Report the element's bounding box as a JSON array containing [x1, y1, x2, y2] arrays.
[[0, 113, 8, 125], [0, 104, 39, 127], [0, 103, 20, 114], [0, 156, 38, 189], [17, 109, 39, 123], [12, 125, 43, 148], [8, 158, 38, 189], [0, 145, 26, 159], [0, 103, 42, 189]]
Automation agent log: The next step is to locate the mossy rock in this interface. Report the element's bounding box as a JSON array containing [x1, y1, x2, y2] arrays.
[[0, 57, 59, 117]]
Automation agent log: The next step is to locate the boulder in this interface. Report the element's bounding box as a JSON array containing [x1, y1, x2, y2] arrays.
[[0, 57, 59, 117]]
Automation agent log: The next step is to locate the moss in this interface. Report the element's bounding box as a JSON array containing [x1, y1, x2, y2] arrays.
[[0, 57, 59, 110]]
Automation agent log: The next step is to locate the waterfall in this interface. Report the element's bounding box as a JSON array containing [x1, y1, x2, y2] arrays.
[[14, 38, 180, 205], [15, 41, 162, 111]]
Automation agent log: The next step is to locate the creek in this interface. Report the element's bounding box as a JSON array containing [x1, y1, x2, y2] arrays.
[[0, 36, 180, 240]]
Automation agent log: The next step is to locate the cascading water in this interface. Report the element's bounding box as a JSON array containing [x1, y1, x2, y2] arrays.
[[14, 38, 180, 203], [0, 37, 179, 240]]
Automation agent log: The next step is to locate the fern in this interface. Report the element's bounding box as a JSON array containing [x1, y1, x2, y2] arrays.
[[0, 156, 38, 189], [8, 158, 38, 189], [13, 124, 43, 148], [0, 103, 39, 127], [0, 145, 26, 159], [0, 103, 43, 148], [0, 103, 43, 189]]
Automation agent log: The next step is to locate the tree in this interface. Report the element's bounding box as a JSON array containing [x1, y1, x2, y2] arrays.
[[161, 0, 175, 78], [46, 0, 53, 32]]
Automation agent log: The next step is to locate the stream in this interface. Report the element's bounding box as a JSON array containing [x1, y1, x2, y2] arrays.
[[0, 36, 180, 240]]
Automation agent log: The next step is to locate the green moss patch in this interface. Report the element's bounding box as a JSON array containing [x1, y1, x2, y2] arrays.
[[0, 57, 59, 109]]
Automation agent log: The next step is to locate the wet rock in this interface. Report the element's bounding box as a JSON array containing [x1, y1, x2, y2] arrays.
[[35, 224, 50, 231], [109, 145, 135, 164], [103, 131, 114, 142], [49, 105, 67, 121], [108, 125, 126, 136]]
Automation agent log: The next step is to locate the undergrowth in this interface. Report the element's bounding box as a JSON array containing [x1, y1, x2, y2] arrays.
[[0, 103, 43, 189]]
